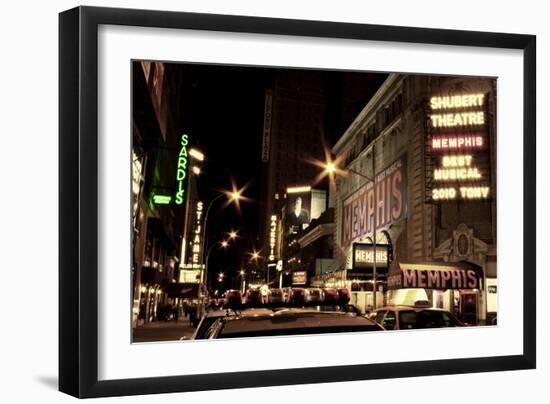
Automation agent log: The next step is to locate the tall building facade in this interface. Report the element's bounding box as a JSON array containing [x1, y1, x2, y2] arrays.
[[326, 73, 497, 324], [132, 61, 203, 327], [259, 71, 386, 281]]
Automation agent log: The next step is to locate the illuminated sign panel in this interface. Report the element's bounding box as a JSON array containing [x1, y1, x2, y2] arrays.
[[431, 134, 484, 151], [430, 94, 485, 110], [175, 134, 189, 205], [428, 93, 491, 201], [261, 90, 273, 162], [268, 214, 278, 261], [341, 156, 407, 247], [429, 94, 485, 128], [152, 194, 172, 204], [388, 267, 481, 290], [179, 269, 201, 284], [191, 201, 203, 265], [292, 271, 307, 285], [431, 154, 490, 200], [287, 186, 312, 194], [430, 112, 484, 128], [352, 243, 389, 269]]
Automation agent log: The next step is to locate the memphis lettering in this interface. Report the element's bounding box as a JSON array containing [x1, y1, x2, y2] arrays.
[[341, 157, 407, 247], [402, 268, 479, 289]]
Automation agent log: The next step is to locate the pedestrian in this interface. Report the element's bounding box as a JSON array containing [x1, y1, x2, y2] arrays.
[[189, 304, 196, 326], [183, 301, 189, 318]]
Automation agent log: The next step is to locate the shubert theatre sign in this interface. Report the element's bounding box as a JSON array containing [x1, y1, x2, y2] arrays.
[[341, 156, 407, 247]]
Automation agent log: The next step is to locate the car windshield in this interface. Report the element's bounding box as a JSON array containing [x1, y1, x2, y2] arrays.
[[398, 310, 460, 329]]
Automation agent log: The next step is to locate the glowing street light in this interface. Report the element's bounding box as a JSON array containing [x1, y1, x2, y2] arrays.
[[192, 166, 201, 175], [228, 230, 238, 240], [202, 179, 252, 291], [229, 191, 242, 201], [221, 240, 229, 248], [189, 148, 205, 161], [324, 161, 336, 175], [239, 269, 246, 293]]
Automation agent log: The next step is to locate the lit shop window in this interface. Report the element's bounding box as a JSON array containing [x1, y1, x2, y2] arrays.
[[132, 150, 143, 225]]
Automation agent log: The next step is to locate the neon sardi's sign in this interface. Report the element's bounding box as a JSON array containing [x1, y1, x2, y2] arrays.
[[175, 133, 189, 205]]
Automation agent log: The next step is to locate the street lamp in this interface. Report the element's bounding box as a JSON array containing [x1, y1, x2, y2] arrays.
[[200, 188, 245, 287], [204, 237, 235, 291], [323, 146, 380, 309], [325, 161, 336, 175], [229, 190, 242, 202], [239, 269, 246, 293], [249, 250, 267, 284]]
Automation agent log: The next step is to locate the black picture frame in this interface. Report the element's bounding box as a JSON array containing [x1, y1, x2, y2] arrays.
[[59, 6, 536, 398]]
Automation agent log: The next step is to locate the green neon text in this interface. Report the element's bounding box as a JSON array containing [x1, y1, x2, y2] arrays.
[[175, 134, 189, 205], [153, 195, 172, 204]]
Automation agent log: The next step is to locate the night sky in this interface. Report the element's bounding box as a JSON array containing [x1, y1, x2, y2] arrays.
[[170, 62, 386, 289]]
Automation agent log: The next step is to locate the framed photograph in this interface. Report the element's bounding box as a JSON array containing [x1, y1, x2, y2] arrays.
[[59, 6, 536, 398]]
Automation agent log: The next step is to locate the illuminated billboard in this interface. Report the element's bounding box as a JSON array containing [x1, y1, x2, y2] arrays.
[[427, 93, 491, 202], [341, 156, 407, 247], [285, 187, 327, 235]]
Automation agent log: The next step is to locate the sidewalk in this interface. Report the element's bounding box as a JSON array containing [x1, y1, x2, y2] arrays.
[[132, 317, 197, 343]]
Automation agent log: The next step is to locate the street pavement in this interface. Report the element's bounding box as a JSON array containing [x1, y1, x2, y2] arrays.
[[133, 316, 197, 343]]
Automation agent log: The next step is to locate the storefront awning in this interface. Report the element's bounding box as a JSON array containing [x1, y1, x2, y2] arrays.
[[141, 267, 169, 285], [165, 283, 199, 298], [388, 261, 483, 290]]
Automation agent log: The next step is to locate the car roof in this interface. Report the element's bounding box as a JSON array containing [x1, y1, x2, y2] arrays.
[[204, 307, 274, 318], [375, 306, 450, 312], [219, 310, 379, 336]]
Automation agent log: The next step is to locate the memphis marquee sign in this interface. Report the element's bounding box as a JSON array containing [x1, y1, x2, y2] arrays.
[[341, 156, 407, 247], [387, 262, 482, 290]]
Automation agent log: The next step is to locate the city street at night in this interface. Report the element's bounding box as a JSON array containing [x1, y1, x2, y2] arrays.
[[131, 61, 498, 342]]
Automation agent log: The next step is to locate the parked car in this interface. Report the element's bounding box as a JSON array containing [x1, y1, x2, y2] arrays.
[[191, 307, 274, 340], [268, 288, 286, 304], [203, 308, 384, 339], [223, 289, 242, 308], [322, 288, 339, 304], [288, 288, 306, 305], [372, 301, 464, 330], [305, 288, 324, 303], [244, 288, 265, 306], [337, 288, 351, 305]]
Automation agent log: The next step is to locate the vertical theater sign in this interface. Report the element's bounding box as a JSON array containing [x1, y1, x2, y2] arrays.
[[175, 133, 189, 205], [428, 93, 492, 202], [341, 155, 407, 247]]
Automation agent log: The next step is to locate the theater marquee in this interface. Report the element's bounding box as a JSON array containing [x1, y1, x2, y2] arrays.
[[388, 262, 482, 290], [341, 156, 407, 247], [427, 92, 492, 202]]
